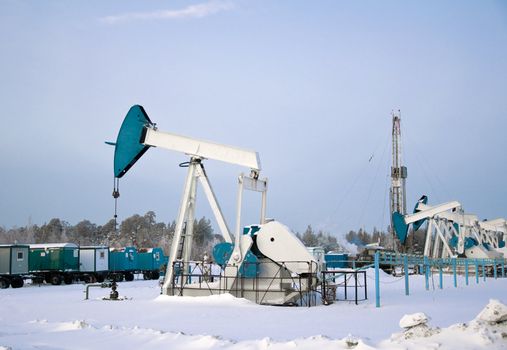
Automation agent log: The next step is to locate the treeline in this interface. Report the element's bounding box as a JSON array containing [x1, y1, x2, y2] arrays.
[[0, 212, 425, 257], [345, 227, 425, 254], [295, 225, 343, 252], [0, 211, 222, 260], [345, 227, 393, 248], [1, 214, 348, 256]]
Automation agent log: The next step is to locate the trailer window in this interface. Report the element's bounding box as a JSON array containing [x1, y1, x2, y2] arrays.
[[17, 251, 24, 261], [100, 251, 105, 259]]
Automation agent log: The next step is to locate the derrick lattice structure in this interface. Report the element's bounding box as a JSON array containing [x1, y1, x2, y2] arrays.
[[390, 110, 407, 249]]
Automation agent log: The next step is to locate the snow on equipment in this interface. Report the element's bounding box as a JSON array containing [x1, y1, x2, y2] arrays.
[[109, 105, 318, 305], [388, 111, 505, 261], [393, 197, 505, 259]]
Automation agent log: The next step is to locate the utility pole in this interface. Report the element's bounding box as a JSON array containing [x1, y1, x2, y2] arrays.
[[390, 110, 407, 251]]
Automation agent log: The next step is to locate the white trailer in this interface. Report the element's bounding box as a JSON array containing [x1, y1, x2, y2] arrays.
[[79, 246, 109, 283]]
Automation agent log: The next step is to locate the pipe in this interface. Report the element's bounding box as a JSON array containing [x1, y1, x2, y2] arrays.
[[84, 282, 112, 300]]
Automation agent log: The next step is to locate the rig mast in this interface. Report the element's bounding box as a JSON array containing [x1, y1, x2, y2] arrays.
[[390, 110, 407, 249]]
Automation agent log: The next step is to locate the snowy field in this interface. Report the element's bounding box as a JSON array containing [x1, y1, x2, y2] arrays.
[[1, 269, 506, 349]]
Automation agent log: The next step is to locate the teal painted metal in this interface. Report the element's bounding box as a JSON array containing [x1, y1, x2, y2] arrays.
[[424, 256, 429, 291], [404, 255, 409, 296], [376, 254, 507, 304], [475, 260, 479, 284], [453, 258, 457, 287], [213, 242, 233, 266], [243, 225, 261, 236], [392, 211, 408, 244], [465, 259, 469, 285], [325, 253, 349, 268], [499, 240, 506, 248], [466, 237, 478, 249], [109, 246, 138, 272], [137, 247, 165, 271], [374, 251, 380, 308], [113, 105, 154, 178], [412, 195, 428, 231], [449, 236, 477, 250], [29, 245, 79, 273], [240, 251, 259, 278], [438, 261, 443, 289], [212, 242, 258, 277], [448, 236, 457, 248]]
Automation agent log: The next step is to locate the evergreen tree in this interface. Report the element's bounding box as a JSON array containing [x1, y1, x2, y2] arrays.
[[302, 225, 318, 247]]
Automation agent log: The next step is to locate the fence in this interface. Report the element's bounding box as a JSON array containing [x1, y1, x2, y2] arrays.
[[169, 260, 319, 306], [321, 269, 367, 305], [163, 253, 505, 307], [374, 251, 507, 308]]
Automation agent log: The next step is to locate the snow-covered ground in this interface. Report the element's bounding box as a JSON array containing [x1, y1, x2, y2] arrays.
[[1, 269, 506, 349]]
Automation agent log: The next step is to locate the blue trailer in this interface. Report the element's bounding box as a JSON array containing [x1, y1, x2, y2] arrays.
[[137, 247, 165, 280], [109, 247, 138, 281], [325, 253, 349, 269]]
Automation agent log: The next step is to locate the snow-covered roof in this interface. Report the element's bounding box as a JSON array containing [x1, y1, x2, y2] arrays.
[[79, 246, 109, 249], [364, 243, 385, 250], [306, 246, 325, 251], [29, 243, 78, 249], [138, 248, 154, 253], [326, 251, 348, 255], [109, 246, 137, 252], [137, 247, 163, 253]]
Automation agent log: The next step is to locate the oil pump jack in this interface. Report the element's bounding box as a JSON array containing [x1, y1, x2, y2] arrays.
[[389, 111, 505, 259], [109, 105, 318, 305]]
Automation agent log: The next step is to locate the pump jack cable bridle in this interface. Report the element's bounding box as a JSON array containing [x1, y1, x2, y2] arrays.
[[179, 158, 202, 168], [112, 177, 120, 233]]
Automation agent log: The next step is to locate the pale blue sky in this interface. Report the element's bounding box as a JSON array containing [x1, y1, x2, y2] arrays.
[[1, 0, 506, 236]]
